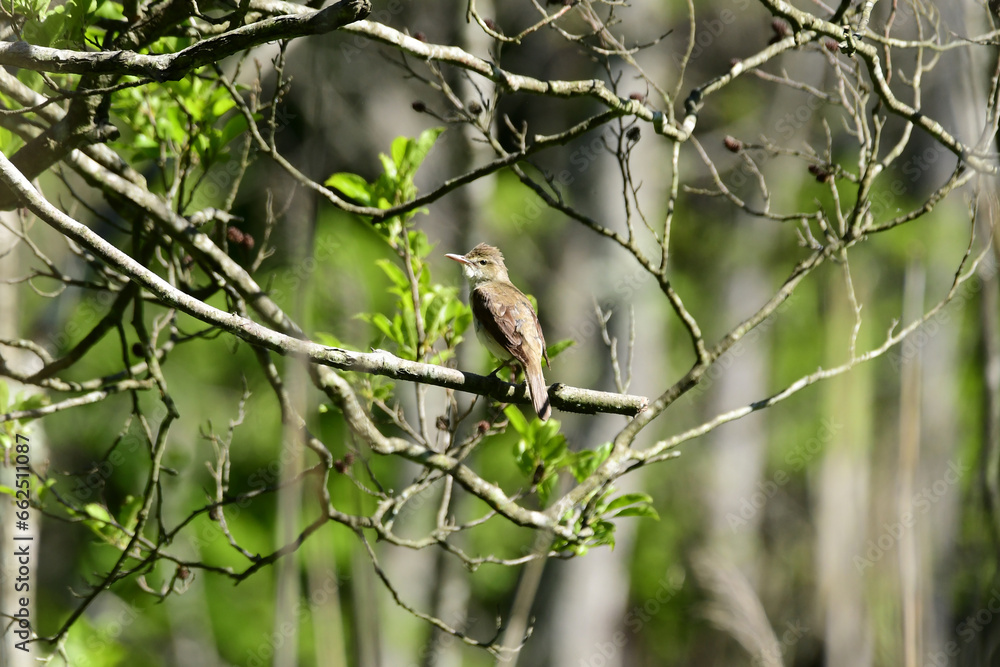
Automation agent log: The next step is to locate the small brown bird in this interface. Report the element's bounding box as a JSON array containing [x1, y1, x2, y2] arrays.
[[446, 243, 551, 421]]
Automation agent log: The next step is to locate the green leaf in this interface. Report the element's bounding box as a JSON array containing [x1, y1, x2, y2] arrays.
[[603, 492, 659, 521], [0, 126, 23, 154], [513, 439, 535, 476], [379, 151, 397, 182], [75, 502, 135, 548], [537, 431, 567, 464], [407, 229, 433, 259], [390, 135, 409, 172], [546, 338, 576, 359], [375, 259, 410, 291], [118, 495, 142, 531], [83, 502, 113, 524], [93, 0, 125, 20], [219, 114, 249, 148], [591, 520, 617, 548], [211, 94, 236, 117], [605, 492, 654, 512], [367, 313, 397, 343], [414, 127, 446, 159], [570, 442, 612, 482], [14, 0, 51, 17], [537, 473, 558, 506], [399, 309, 417, 356], [398, 126, 444, 179], [424, 293, 450, 339], [612, 505, 660, 520], [10, 392, 49, 424], [325, 172, 372, 204], [64, 0, 94, 41], [23, 10, 65, 46], [504, 405, 530, 435], [37, 477, 56, 501], [450, 301, 472, 337], [314, 331, 357, 350]]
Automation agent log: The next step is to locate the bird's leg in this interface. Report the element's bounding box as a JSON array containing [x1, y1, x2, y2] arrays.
[[487, 358, 518, 380], [487, 359, 527, 390]]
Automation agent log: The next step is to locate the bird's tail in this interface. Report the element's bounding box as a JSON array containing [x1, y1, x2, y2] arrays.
[[525, 362, 551, 421]]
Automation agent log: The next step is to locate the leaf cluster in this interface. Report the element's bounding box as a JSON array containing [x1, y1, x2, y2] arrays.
[[0, 381, 48, 451], [18, 0, 122, 48], [112, 75, 249, 169], [326, 129, 472, 364], [503, 406, 658, 553]]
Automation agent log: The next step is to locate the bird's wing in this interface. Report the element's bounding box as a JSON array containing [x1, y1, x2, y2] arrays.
[[535, 307, 549, 367], [472, 283, 544, 367]]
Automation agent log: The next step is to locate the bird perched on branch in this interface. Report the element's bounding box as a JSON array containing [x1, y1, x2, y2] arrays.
[[446, 243, 551, 421]]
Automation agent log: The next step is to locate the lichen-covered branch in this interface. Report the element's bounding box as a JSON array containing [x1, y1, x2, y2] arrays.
[[0, 0, 372, 80]]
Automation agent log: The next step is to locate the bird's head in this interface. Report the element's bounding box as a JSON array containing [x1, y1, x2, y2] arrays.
[[445, 243, 510, 286]]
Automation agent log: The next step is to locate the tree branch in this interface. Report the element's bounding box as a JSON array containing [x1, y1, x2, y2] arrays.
[[756, 0, 999, 174], [0, 0, 372, 80], [0, 153, 648, 418]]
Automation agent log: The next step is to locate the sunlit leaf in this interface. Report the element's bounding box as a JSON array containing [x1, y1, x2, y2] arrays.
[[605, 492, 654, 512], [612, 505, 660, 520], [326, 172, 372, 204]]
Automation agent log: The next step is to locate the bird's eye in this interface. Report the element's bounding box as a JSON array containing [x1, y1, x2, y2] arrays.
[[479, 260, 487, 265]]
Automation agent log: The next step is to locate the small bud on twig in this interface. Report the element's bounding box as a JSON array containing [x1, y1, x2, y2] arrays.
[[808, 164, 833, 182], [333, 451, 355, 474], [532, 464, 545, 485], [769, 19, 791, 44]]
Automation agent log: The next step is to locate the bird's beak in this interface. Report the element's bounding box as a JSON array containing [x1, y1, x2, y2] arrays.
[[445, 253, 470, 265]]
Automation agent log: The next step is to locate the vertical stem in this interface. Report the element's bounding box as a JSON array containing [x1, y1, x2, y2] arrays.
[[898, 259, 925, 667]]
